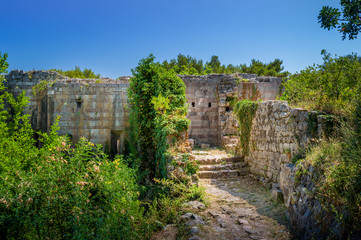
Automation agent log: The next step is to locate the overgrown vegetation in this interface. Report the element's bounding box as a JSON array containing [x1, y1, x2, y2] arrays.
[[281, 50, 361, 115], [0, 52, 205, 239], [233, 100, 259, 156], [128, 54, 190, 181], [50, 66, 101, 79], [32, 80, 54, 96], [285, 50, 361, 236], [161, 54, 290, 77], [297, 117, 361, 235]]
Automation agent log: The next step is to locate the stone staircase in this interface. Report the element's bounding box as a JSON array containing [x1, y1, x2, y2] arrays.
[[193, 149, 248, 179]]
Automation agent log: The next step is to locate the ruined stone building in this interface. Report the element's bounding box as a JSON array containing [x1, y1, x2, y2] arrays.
[[5, 70, 282, 156]]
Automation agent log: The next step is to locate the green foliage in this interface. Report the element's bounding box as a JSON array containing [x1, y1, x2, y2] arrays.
[[32, 80, 53, 96], [172, 153, 200, 176], [318, 1, 361, 40], [50, 66, 101, 79], [299, 122, 361, 234], [281, 51, 361, 115], [239, 58, 290, 77], [234, 100, 259, 156], [0, 84, 147, 239], [0, 52, 8, 74], [0, 135, 145, 239], [161, 54, 289, 77], [128, 54, 190, 181]]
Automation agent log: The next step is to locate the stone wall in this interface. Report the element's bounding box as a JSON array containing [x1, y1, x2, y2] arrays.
[[5, 70, 283, 151], [244, 101, 309, 187], [5, 70, 130, 156], [182, 75, 221, 147], [183, 73, 283, 147]]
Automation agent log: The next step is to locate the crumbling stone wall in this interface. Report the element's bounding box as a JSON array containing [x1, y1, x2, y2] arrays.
[[183, 73, 283, 148], [5, 70, 283, 151], [244, 101, 309, 186], [182, 75, 221, 147], [5, 70, 130, 156], [218, 75, 283, 151]]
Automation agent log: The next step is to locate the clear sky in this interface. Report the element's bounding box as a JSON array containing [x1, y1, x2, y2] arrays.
[[1, 0, 360, 78]]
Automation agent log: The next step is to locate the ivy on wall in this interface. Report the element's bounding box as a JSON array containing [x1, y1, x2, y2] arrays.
[[234, 100, 259, 156], [128, 54, 190, 181]]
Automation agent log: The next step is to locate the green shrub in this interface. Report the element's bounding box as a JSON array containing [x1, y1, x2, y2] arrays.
[[0, 123, 146, 239], [299, 122, 361, 235], [128, 54, 189, 181], [281, 51, 361, 115]]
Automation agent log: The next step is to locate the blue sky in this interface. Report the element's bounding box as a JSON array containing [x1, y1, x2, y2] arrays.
[[1, 0, 360, 78]]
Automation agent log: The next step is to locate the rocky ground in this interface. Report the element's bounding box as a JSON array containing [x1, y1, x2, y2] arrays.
[[153, 149, 291, 240]]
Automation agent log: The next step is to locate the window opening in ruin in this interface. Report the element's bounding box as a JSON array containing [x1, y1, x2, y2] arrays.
[[192, 102, 195, 107], [226, 107, 231, 112], [76, 101, 82, 109], [208, 102, 212, 108]]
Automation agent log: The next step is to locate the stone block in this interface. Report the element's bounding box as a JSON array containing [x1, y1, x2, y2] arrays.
[[200, 144, 210, 149]]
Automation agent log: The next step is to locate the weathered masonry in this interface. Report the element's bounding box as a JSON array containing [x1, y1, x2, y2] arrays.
[[5, 70, 282, 154]]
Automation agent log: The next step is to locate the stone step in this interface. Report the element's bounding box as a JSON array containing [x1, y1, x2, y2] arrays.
[[197, 156, 244, 165], [198, 169, 248, 179], [199, 162, 247, 171]]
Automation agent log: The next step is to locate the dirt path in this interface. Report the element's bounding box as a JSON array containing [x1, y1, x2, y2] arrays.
[[153, 149, 291, 240], [194, 177, 291, 240]]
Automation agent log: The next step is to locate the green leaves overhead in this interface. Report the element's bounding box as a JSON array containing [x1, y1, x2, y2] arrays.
[[318, 1, 361, 40]]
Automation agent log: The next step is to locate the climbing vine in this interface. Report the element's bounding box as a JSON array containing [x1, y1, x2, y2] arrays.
[[128, 54, 190, 181], [32, 80, 54, 96], [234, 100, 259, 156]]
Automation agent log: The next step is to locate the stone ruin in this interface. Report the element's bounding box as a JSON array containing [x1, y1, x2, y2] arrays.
[[5, 70, 282, 155], [6, 70, 348, 238]]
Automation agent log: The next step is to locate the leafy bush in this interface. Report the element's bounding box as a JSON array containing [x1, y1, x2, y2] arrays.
[[128, 54, 189, 181], [0, 134, 145, 239], [171, 153, 199, 176], [281, 51, 361, 115], [299, 122, 361, 235]]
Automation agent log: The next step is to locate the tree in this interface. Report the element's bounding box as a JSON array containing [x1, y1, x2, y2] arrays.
[[128, 55, 189, 181], [318, 1, 361, 40]]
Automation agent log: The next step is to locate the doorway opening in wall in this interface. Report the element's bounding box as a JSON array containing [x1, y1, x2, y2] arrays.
[[226, 107, 231, 112], [192, 102, 195, 107], [76, 100, 82, 109], [110, 130, 124, 159], [208, 102, 212, 108]]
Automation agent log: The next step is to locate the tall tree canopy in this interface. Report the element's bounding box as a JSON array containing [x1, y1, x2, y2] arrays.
[[318, 0, 361, 40], [160, 54, 289, 77]]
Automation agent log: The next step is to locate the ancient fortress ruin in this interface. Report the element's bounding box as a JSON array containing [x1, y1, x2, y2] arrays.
[[5, 70, 282, 153], [6, 70, 341, 238]]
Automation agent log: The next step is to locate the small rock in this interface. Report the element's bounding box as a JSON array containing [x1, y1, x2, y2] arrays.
[[220, 222, 227, 228], [190, 227, 199, 234], [185, 201, 205, 210], [243, 225, 259, 234], [208, 210, 220, 218], [221, 206, 233, 214], [181, 213, 193, 220], [250, 235, 261, 240], [238, 219, 249, 225], [271, 189, 284, 203], [189, 236, 200, 240], [201, 143, 210, 149]]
